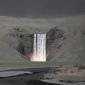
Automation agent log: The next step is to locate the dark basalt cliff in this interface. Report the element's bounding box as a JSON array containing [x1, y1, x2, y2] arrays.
[[5, 27, 65, 62]]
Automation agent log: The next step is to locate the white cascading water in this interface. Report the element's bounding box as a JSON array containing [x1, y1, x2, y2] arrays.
[[31, 34, 46, 62]]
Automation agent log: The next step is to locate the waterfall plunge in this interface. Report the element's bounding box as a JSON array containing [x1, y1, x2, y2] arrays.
[[31, 34, 46, 62]]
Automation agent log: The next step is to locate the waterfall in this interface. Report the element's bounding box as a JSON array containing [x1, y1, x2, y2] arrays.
[[31, 34, 46, 62]]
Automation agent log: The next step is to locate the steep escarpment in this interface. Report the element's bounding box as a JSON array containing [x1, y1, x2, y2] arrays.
[[0, 15, 85, 66]]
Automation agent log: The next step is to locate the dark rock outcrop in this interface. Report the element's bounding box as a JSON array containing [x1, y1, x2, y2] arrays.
[[5, 27, 65, 62], [46, 27, 65, 61]]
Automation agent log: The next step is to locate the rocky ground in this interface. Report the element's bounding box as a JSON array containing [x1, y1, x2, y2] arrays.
[[0, 66, 85, 85]]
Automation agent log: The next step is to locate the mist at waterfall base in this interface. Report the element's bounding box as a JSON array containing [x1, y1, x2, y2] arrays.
[[30, 34, 47, 62]]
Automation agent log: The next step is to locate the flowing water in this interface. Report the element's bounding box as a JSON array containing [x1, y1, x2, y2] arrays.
[[31, 34, 46, 62]]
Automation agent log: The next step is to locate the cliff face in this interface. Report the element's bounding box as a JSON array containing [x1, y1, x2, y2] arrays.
[[47, 26, 85, 66], [46, 27, 65, 61], [47, 26, 85, 65], [0, 15, 85, 66], [5, 27, 65, 62], [4, 28, 34, 61]]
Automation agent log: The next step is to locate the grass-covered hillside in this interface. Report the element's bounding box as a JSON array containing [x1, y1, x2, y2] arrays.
[[0, 15, 85, 67]]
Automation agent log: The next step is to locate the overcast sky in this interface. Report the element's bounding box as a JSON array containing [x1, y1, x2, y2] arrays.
[[0, 0, 85, 18]]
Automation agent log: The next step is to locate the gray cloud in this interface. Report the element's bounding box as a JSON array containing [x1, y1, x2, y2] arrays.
[[0, 0, 85, 18]]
